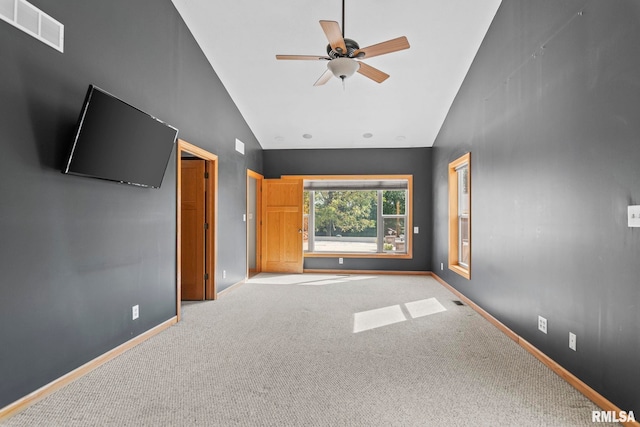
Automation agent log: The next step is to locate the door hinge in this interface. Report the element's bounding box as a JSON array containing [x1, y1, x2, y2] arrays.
[[204, 223, 209, 230], [204, 172, 209, 179], [204, 273, 209, 281]]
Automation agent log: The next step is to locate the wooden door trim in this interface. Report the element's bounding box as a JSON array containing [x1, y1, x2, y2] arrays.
[[247, 170, 263, 278], [176, 139, 218, 322]]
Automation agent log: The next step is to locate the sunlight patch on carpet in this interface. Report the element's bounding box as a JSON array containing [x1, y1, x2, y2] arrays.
[[298, 275, 379, 286], [353, 305, 407, 333], [248, 274, 343, 285], [248, 273, 376, 286], [405, 297, 447, 319], [353, 298, 448, 333], [299, 279, 348, 286], [342, 276, 377, 281]]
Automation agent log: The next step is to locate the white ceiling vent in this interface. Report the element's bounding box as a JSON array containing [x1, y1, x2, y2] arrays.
[[0, 0, 64, 52]]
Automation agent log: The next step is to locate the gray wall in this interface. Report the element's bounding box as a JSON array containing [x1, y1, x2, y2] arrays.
[[263, 148, 432, 272], [432, 0, 639, 413], [3, 0, 636, 416], [0, 0, 261, 408]]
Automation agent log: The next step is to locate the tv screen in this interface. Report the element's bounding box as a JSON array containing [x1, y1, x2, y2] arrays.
[[62, 85, 178, 188]]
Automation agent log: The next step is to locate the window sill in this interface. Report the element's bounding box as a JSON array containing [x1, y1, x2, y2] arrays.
[[449, 264, 470, 280], [305, 252, 412, 259]]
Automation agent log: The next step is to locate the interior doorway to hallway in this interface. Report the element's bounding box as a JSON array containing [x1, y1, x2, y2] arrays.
[[247, 170, 263, 278], [176, 139, 218, 321]]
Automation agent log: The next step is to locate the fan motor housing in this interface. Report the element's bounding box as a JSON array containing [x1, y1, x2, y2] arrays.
[[327, 38, 360, 58]]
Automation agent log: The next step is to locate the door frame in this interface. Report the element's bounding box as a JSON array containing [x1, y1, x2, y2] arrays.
[[246, 169, 263, 278], [176, 139, 218, 321]]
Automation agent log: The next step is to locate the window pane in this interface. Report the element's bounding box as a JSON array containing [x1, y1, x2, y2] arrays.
[[383, 217, 406, 253], [382, 190, 406, 215], [312, 190, 377, 253], [303, 191, 310, 251], [457, 165, 470, 267], [302, 177, 411, 257], [459, 216, 470, 266], [449, 153, 470, 278], [303, 213, 309, 251], [457, 166, 469, 215]]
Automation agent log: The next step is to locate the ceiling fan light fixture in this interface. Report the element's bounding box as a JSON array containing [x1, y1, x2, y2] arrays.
[[327, 57, 359, 80]]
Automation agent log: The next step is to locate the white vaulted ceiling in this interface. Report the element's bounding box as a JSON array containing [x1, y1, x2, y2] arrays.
[[171, 0, 502, 149]]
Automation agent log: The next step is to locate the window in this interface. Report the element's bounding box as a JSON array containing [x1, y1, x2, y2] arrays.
[[448, 153, 471, 279], [297, 175, 412, 259]]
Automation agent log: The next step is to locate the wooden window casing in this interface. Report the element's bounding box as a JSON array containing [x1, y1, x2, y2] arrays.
[[448, 153, 471, 279], [283, 175, 413, 259]]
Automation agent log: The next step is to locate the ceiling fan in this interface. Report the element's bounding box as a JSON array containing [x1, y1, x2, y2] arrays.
[[275, 0, 410, 86]]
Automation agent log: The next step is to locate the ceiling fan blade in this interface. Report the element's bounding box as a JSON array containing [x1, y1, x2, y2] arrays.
[[319, 20, 347, 54], [313, 69, 334, 86], [357, 62, 390, 83], [276, 54, 330, 61], [353, 36, 410, 59]]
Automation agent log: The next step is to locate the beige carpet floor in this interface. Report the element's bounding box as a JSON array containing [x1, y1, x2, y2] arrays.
[[2, 274, 619, 426]]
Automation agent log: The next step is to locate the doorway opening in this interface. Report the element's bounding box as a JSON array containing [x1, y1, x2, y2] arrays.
[[247, 170, 263, 278], [176, 139, 218, 321]]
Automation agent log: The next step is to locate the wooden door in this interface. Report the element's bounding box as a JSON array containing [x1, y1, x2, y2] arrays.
[[261, 179, 303, 273], [181, 159, 206, 300]]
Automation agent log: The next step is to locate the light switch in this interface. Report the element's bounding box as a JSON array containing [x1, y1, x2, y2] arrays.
[[414, 226, 419, 234], [628, 206, 640, 227]]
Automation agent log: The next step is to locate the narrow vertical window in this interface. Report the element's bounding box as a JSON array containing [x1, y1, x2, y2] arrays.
[[449, 153, 471, 279]]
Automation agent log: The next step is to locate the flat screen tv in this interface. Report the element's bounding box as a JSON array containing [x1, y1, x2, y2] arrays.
[[62, 85, 178, 188]]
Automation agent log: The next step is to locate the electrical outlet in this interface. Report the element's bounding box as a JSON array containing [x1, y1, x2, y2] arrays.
[[223, 270, 226, 279], [440, 262, 444, 271], [132, 305, 139, 320], [338, 258, 343, 265], [538, 315, 547, 334], [569, 332, 577, 351]]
